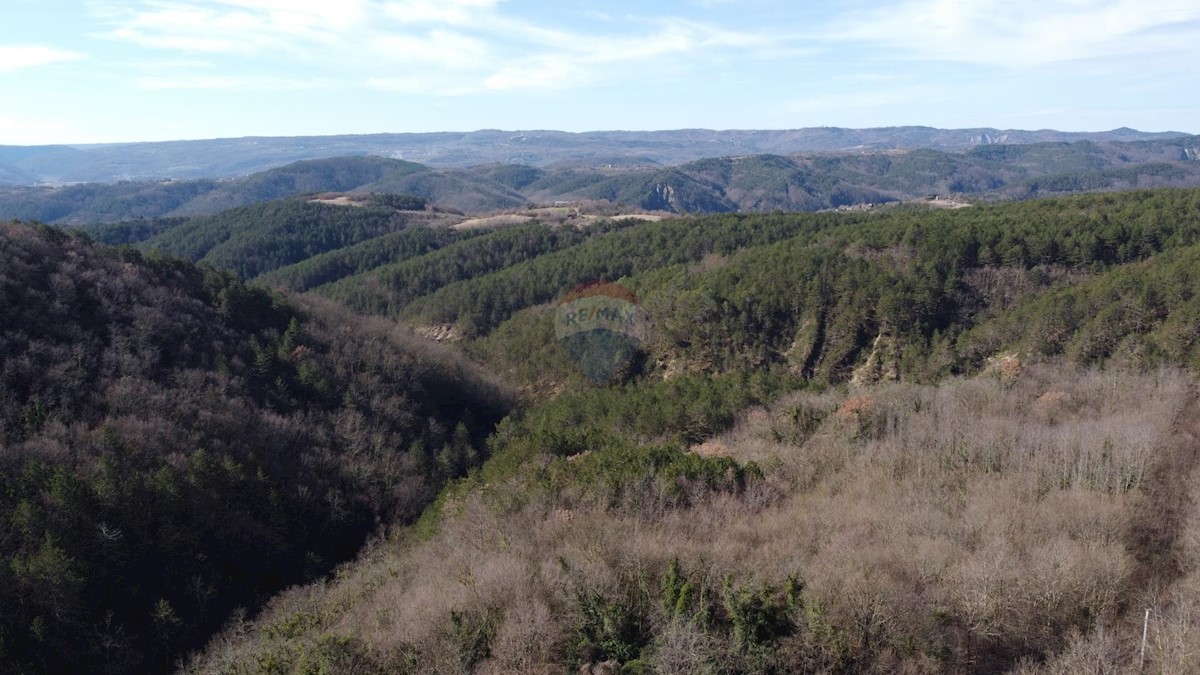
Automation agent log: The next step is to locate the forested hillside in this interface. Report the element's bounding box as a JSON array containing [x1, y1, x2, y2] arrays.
[[137, 198, 438, 279], [167, 186, 1200, 673], [0, 223, 513, 673], [9, 186, 1200, 674], [290, 189, 1200, 394], [95, 188, 1200, 398]]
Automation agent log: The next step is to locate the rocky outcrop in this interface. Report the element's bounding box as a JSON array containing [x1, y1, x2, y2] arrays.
[[850, 332, 901, 386], [414, 323, 461, 343], [970, 133, 1011, 145]]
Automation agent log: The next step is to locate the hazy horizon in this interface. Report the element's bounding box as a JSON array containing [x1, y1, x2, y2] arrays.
[[4, 1, 1199, 145], [0, 123, 1182, 150]]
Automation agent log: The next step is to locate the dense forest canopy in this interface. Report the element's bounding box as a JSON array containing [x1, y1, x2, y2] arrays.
[[0, 222, 512, 673], [5, 184, 1200, 674], [280, 189, 1200, 393], [174, 187, 1200, 674]]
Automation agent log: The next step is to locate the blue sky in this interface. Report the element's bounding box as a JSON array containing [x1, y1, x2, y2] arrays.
[[1, 0, 1198, 144]]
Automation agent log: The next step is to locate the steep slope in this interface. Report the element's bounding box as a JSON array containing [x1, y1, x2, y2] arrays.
[[317, 218, 647, 323], [0, 223, 513, 674], [180, 187, 1200, 675], [318, 189, 1200, 395], [255, 225, 488, 293]]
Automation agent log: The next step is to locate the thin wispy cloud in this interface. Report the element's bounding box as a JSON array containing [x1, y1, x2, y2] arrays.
[[4, 0, 1198, 143], [829, 0, 1200, 67], [484, 21, 766, 92], [0, 44, 85, 72], [100, 0, 367, 55], [94, 0, 776, 93]]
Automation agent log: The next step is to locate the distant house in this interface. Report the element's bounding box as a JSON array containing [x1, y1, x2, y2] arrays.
[[553, 201, 573, 207]]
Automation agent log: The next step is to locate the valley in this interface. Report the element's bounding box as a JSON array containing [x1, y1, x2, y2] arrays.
[[6, 0, 1200, 667], [4, 182, 1200, 672]]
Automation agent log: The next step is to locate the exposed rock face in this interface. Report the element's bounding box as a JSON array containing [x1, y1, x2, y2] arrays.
[[850, 333, 901, 386], [1183, 147, 1200, 161], [970, 133, 1011, 144], [785, 317, 821, 378], [650, 182, 677, 211], [414, 323, 461, 343]]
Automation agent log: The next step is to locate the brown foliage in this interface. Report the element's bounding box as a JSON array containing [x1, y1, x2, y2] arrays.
[[181, 363, 1200, 674]]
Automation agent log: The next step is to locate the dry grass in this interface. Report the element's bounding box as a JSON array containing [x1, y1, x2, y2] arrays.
[[450, 214, 535, 231]]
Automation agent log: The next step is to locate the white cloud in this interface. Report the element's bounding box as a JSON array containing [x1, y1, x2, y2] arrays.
[[484, 21, 769, 91], [108, 4, 281, 54], [0, 45, 85, 72], [96, 0, 786, 95], [831, 0, 1200, 67], [102, 0, 371, 55]]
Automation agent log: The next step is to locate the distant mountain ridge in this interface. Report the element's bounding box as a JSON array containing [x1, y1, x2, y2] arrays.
[[0, 126, 1192, 185], [4, 135, 1200, 224]]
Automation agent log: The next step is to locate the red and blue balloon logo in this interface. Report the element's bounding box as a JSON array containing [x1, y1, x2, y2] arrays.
[[555, 281, 646, 384]]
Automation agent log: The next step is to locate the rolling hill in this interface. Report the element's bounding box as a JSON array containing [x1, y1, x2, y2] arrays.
[[5, 136, 1200, 225], [0, 156, 532, 225], [0, 126, 1191, 184]]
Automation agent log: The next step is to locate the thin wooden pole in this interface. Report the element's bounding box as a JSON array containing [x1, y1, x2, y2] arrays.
[[1140, 608, 1150, 669]]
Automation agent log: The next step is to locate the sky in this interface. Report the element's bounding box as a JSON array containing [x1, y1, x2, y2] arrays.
[[1, 0, 1198, 144]]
